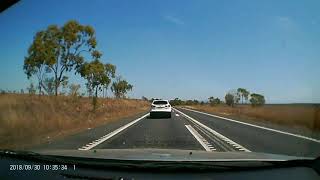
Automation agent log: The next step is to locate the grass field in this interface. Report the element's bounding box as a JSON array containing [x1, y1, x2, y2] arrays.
[[0, 94, 150, 149], [183, 104, 320, 131]]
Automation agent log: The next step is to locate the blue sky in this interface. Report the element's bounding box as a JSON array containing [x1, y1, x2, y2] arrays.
[[0, 0, 319, 103]]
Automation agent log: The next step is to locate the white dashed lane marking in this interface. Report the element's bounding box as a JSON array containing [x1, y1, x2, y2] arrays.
[[175, 108, 251, 152], [185, 125, 216, 151]]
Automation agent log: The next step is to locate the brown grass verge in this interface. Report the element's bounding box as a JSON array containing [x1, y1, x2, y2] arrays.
[[182, 104, 320, 131], [0, 94, 150, 149]]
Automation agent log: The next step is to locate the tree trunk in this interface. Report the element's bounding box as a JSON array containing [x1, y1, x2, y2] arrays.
[[54, 78, 58, 96], [55, 85, 58, 96], [38, 82, 42, 96]]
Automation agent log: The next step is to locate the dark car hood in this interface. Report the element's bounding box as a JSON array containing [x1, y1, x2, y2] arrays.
[[34, 148, 313, 161]]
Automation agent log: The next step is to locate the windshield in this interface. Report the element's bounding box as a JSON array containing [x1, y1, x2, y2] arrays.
[[0, 0, 320, 163], [153, 101, 168, 105]]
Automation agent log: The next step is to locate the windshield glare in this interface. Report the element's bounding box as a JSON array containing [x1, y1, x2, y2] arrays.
[[0, 0, 319, 163]]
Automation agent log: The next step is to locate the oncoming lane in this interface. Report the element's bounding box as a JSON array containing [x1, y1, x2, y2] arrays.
[[177, 107, 320, 157]]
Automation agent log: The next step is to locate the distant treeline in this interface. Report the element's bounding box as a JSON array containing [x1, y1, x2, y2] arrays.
[[142, 88, 267, 107]]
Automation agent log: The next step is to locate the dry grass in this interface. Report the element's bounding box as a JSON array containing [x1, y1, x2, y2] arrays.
[[0, 94, 149, 149], [183, 104, 320, 131]]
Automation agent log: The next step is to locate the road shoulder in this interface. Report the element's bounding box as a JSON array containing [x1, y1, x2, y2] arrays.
[[29, 110, 150, 151]]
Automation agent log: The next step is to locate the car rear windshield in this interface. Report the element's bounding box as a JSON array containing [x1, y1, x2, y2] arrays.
[[153, 101, 168, 105]]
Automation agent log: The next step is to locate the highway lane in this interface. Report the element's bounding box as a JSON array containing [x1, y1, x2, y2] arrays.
[[176, 107, 320, 157], [93, 111, 203, 150], [78, 110, 258, 153], [32, 107, 320, 158]]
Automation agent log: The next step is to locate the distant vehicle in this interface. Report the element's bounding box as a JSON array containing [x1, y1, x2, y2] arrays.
[[150, 100, 172, 118]]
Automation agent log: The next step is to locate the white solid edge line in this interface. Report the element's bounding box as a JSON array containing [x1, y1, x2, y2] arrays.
[[185, 125, 212, 152], [78, 113, 149, 150], [175, 108, 251, 152], [181, 107, 320, 143]]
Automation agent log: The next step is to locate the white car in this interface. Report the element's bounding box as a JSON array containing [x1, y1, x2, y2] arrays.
[[150, 100, 172, 118]]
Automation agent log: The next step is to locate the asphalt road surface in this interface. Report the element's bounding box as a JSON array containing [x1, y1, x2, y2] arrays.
[[33, 107, 320, 157]]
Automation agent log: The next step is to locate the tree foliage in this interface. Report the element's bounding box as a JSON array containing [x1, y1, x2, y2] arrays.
[[111, 76, 133, 98], [237, 88, 250, 104], [225, 93, 235, 107], [250, 93, 265, 107], [79, 57, 115, 109], [170, 98, 184, 106], [24, 20, 97, 96], [208, 96, 221, 106], [102, 63, 116, 97]]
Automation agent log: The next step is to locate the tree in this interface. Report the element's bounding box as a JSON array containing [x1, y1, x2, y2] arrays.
[[60, 76, 69, 95], [85, 82, 93, 97], [23, 54, 47, 95], [225, 89, 240, 106], [24, 20, 98, 96], [214, 98, 221, 105], [193, 99, 199, 105], [237, 88, 250, 104], [225, 93, 235, 107], [42, 77, 55, 95], [27, 82, 36, 95], [79, 58, 111, 110], [208, 96, 221, 106], [208, 96, 214, 104], [250, 93, 265, 107], [69, 84, 81, 97], [111, 76, 133, 98], [243, 89, 250, 103], [170, 98, 184, 106], [103, 63, 116, 97]]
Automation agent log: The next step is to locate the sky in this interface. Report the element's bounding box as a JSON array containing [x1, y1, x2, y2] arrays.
[[0, 0, 320, 103]]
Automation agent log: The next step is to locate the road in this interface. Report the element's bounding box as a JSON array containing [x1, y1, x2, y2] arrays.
[[32, 107, 320, 157]]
